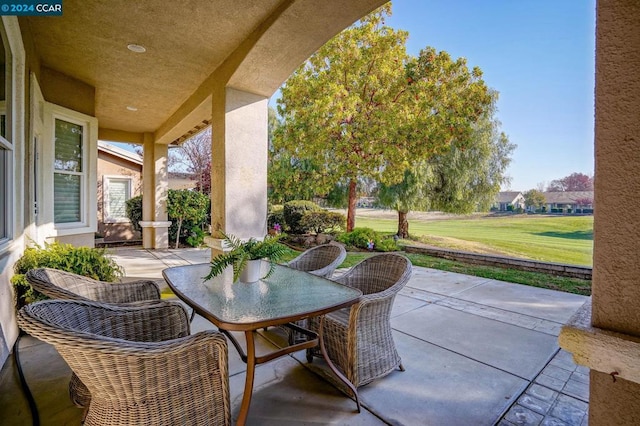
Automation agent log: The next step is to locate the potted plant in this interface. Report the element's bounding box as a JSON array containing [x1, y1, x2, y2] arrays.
[[205, 233, 289, 283]]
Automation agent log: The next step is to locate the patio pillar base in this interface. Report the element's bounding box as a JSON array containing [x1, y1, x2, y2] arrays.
[[140, 221, 172, 249], [205, 236, 227, 258], [559, 299, 640, 423]]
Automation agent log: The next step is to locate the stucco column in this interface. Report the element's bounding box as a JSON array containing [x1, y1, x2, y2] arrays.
[[559, 1, 640, 424], [207, 86, 268, 256], [141, 133, 171, 249]]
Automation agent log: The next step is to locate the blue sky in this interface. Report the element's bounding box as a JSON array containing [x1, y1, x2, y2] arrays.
[[384, 0, 596, 191], [117, 1, 596, 192]]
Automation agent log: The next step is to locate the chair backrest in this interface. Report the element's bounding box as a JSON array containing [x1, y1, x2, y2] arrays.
[[25, 268, 98, 301], [286, 243, 347, 278], [18, 299, 190, 344], [25, 267, 161, 304], [337, 253, 412, 296], [17, 299, 230, 425]]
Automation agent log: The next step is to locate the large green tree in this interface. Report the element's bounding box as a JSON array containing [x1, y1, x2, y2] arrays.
[[378, 92, 515, 237], [524, 189, 547, 212], [275, 4, 491, 231]]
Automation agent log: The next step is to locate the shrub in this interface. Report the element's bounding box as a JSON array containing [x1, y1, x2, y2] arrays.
[[299, 211, 345, 234], [126, 195, 143, 233], [186, 226, 206, 247], [126, 190, 210, 247], [268, 205, 285, 231], [11, 242, 123, 308], [375, 237, 399, 252], [338, 227, 378, 249], [167, 189, 210, 248], [338, 228, 399, 252], [283, 200, 322, 234]]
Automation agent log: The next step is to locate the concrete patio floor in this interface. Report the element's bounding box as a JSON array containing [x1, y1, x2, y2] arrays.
[[0, 247, 590, 425]]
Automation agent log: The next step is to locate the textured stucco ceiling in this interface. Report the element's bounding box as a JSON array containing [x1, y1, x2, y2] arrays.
[[22, 0, 386, 139]]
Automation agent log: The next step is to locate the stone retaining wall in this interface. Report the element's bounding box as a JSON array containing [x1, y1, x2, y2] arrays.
[[403, 245, 592, 280]]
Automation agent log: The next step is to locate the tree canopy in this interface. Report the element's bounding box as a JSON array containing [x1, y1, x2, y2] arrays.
[[274, 4, 492, 231], [377, 92, 515, 237], [524, 189, 547, 211], [169, 127, 212, 194], [547, 172, 593, 192]]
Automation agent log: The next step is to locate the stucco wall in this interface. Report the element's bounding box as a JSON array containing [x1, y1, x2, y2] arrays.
[[39, 66, 95, 117], [53, 233, 94, 247], [589, 1, 640, 423], [592, 0, 640, 335], [0, 247, 21, 365]]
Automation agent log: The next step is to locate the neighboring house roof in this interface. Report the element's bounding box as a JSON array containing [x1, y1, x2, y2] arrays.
[[168, 172, 197, 190], [496, 191, 523, 203], [543, 191, 594, 204], [98, 141, 143, 165]]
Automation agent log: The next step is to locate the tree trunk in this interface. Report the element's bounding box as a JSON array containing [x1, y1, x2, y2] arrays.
[[175, 218, 183, 249], [397, 210, 409, 239], [346, 179, 358, 232]]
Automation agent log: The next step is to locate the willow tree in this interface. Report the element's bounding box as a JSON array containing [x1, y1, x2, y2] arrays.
[[276, 4, 491, 231], [378, 92, 515, 237]]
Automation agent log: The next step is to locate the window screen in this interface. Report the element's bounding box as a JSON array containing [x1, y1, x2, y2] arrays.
[[106, 177, 131, 220], [54, 119, 84, 224]]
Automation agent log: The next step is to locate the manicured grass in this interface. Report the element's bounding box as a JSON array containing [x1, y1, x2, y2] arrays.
[[354, 214, 594, 266], [281, 246, 591, 296], [403, 253, 590, 296]]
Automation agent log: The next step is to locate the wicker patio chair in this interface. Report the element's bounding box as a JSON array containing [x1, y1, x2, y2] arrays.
[[285, 243, 347, 278], [17, 299, 230, 426], [25, 267, 161, 304], [24, 267, 165, 408], [283, 243, 347, 344], [306, 253, 412, 389]]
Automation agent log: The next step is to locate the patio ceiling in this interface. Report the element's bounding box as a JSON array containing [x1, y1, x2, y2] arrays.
[[20, 0, 386, 143]]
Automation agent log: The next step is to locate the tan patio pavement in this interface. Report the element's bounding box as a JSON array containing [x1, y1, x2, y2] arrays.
[[0, 247, 590, 425]]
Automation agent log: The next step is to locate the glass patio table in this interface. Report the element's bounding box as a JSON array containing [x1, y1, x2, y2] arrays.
[[163, 262, 362, 426]]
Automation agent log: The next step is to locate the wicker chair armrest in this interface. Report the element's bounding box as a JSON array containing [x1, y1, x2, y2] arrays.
[[347, 291, 396, 325], [72, 329, 227, 356]]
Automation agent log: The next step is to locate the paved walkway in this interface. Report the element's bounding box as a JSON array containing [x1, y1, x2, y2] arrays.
[[0, 247, 590, 425]]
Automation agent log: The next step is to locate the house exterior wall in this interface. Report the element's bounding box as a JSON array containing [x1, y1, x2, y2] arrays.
[[493, 192, 525, 211], [97, 151, 142, 242], [0, 17, 99, 367], [0, 16, 28, 366]]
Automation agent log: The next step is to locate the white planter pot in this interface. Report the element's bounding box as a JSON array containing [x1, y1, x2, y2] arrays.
[[240, 260, 263, 283]]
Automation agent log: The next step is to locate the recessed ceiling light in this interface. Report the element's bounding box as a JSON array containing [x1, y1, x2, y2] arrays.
[[127, 44, 146, 53], [126, 106, 138, 111]]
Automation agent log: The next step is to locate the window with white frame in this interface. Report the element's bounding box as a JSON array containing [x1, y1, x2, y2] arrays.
[[0, 142, 9, 242], [54, 118, 85, 224], [0, 23, 11, 244], [103, 176, 132, 223]]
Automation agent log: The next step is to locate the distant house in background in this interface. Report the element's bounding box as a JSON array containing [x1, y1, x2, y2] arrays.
[[97, 144, 202, 242], [169, 172, 197, 190], [493, 191, 526, 211], [543, 191, 594, 213], [97, 142, 143, 242]]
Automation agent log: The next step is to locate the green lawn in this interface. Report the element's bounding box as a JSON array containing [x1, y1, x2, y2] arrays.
[[355, 214, 594, 266], [275, 245, 591, 296]]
